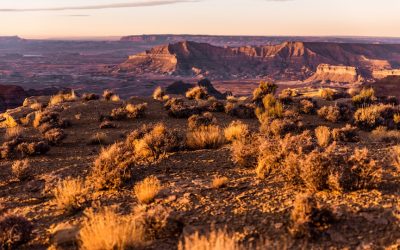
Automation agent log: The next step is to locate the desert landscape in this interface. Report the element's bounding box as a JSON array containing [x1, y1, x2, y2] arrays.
[[1, 0, 400, 249]]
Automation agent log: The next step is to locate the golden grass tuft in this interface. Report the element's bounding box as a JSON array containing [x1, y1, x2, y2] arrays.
[[178, 229, 240, 250], [212, 176, 229, 189], [53, 177, 87, 212], [49, 91, 77, 106], [79, 207, 146, 250], [152, 86, 165, 101], [134, 176, 162, 204], [315, 126, 331, 147], [224, 121, 249, 142], [186, 125, 225, 149]]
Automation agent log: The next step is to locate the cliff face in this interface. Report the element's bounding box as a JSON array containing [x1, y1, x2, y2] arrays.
[[118, 41, 400, 82], [306, 64, 363, 83], [372, 69, 400, 79]]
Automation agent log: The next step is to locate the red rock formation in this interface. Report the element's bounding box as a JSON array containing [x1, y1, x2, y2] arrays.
[[306, 64, 364, 83], [118, 41, 400, 82]]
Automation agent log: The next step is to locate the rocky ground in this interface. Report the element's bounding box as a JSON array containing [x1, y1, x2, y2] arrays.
[[0, 90, 400, 249]]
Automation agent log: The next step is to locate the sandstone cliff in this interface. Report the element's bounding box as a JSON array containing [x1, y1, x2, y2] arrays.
[[306, 64, 364, 83], [372, 69, 400, 79], [118, 41, 400, 82]]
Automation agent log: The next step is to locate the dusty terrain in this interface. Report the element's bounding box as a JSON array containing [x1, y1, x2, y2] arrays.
[[0, 82, 400, 249]]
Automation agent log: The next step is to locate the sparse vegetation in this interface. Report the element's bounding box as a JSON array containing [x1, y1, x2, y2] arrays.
[[252, 81, 277, 104], [354, 104, 399, 130], [352, 88, 377, 106], [318, 88, 337, 100], [231, 136, 259, 168], [153, 86, 166, 101], [44, 128, 66, 145], [186, 125, 225, 149], [53, 177, 87, 212], [290, 193, 334, 238], [186, 87, 209, 100], [315, 126, 331, 147], [88, 132, 110, 145], [224, 120, 249, 141], [179, 229, 239, 250], [212, 176, 229, 188], [188, 112, 216, 130], [332, 124, 358, 142], [0, 215, 33, 249], [317, 104, 351, 123], [134, 176, 162, 204], [79, 207, 146, 250], [11, 159, 31, 181], [49, 91, 77, 106]]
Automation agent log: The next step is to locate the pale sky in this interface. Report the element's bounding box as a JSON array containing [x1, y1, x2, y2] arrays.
[[0, 0, 400, 39]]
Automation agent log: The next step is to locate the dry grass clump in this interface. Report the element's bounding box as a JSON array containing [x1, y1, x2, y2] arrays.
[[4, 126, 24, 141], [11, 159, 31, 181], [317, 104, 351, 123], [79, 207, 146, 250], [153, 86, 165, 101], [347, 87, 360, 97], [49, 91, 77, 106], [255, 94, 284, 121], [332, 124, 359, 142], [44, 128, 66, 145], [224, 121, 249, 142], [53, 177, 87, 213], [394, 113, 400, 126], [354, 104, 399, 130], [252, 81, 277, 104], [212, 176, 229, 189], [188, 112, 216, 130], [369, 126, 400, 142], [88, 132, 111, 145], [33, 110, 62, 131], [165, 98, 205, 118], [17, 141, 50, 156], [186, 86, 209, 100], [0, 215, 33, 249], [30, 102, 44, 110], [290, 193, 334, 239], [352, 88, 377, 106], [186, 125, 225, 150], [134, 176, 162, 204], [299, 99, 316, 114], [315, 126, 331, 147], [81, 93, 100, 101], [318, 88, 337, 101], [225, 103, 255, 119], [178, 229, 240, 250]]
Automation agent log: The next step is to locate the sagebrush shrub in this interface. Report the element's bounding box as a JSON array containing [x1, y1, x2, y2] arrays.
[[125, 103, 147, 119], [179, 229, 240, 250], [340, 148, 381, 191], [11, 159, 31, 181], [369, 126, 400, 143], [332, 124, 358, 142], [299, 99, 316, 114], [4, 126, 23, 141], [354, 104, 399, 130], [81, 93, 100, 101], [225, 103, 255, 119], [260, 118, 299, 138], [317, 104, 350, 123], [153, 86, 165, 101], [44, 128, 66, 145], [255, 94, 284, 121], [352, 88, 377, 106], [252, 81, 277, 105], [289, 193, 334, 239], [0, 215, 33, 249], [49, 91, 77, 106], [186, 87, 208, 100], [88, 132, 110, 145], [231, 136, 259, 168], [134, 176, 162, 204], [186, 125, 225, 149], [318, 88, 337, 101], [54, 177, 87, 213], [17, 141, 50, 156], [188, 112, 216, 130]]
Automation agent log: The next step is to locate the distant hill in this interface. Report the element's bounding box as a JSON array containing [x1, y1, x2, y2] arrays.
[[117, 41, 400, 82], [120, 35, 400, 46]]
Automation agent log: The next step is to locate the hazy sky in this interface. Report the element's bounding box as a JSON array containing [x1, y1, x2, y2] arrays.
[[1, 0, 400, 38]]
